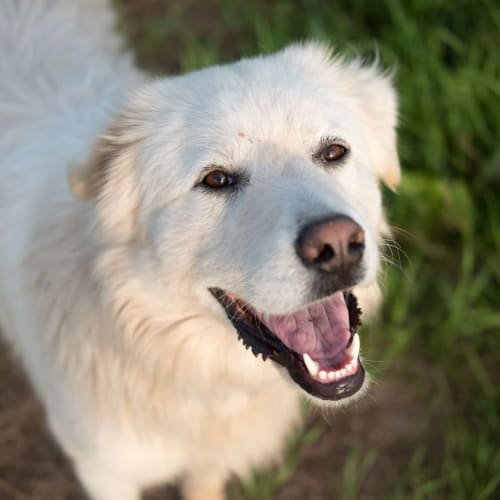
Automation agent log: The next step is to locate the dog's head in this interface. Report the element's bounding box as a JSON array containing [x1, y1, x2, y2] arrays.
[[71, 42, 399, 403]]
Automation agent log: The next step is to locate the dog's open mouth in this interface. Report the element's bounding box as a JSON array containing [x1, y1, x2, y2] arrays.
[[210, 288, 365, 401]]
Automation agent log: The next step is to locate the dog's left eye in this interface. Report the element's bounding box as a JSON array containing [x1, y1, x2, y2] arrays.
[[321, 144, 347, 162], [202, 169, 235, 189]]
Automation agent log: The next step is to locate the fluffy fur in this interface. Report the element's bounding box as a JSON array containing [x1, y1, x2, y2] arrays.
[[0, 1, 399, 499]]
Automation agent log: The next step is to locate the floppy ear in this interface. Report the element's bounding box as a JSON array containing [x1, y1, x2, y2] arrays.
[[349, 62, 401, 190], [68, 114, 143, 241]]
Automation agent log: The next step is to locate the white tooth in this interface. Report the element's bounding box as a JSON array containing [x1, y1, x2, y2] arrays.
[[346, 333, 360, 359], [319, 370, 327, 380], [345, 363, 353, 373], [303, 353, 319, 377], [262, 312, 270, 322], [340, 369, 347, 377], [328, 371, 335, 381]]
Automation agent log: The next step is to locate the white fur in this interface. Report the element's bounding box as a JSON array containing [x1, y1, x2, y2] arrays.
[[0, 1, 399, 499]]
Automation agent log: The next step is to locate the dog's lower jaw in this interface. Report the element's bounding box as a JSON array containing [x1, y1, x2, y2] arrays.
[[301, 370, 372, 410]]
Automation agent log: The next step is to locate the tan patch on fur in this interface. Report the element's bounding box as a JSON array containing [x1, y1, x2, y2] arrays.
[[67, 115, 144, 240], [382, 159, 401, 191]]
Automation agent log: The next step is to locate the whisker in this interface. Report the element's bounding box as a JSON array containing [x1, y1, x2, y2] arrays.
[[390, 225, 416, 240], [379, 237, 414, 281]]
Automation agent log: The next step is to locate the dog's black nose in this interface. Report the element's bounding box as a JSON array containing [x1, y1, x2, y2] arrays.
[[296, 215, 365, 272]]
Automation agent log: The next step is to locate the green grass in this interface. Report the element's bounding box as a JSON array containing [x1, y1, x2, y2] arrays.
[[117, 0, 500, 498]]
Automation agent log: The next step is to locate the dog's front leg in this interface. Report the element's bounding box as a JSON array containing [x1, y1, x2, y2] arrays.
[[75, 460, 141, 500], [181, 474, 226, 500]]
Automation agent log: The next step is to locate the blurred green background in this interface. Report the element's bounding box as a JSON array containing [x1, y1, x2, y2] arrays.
[[116, 1, 500, 498]]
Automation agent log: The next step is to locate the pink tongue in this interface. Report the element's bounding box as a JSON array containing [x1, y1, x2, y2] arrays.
[[261, 292, 350, 365]]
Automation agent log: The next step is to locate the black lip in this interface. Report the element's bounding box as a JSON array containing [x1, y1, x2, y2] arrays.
[[210, 288, 365, 401]]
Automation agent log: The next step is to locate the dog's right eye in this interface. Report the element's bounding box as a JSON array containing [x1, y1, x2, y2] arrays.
[[202, 170, 235, 189]]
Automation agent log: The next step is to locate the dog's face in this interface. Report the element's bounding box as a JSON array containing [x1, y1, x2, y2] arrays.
[[73, 43, 399, 403]]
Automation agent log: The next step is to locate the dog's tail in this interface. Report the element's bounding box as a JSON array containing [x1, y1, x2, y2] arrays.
[[0, 0, 142, 128]]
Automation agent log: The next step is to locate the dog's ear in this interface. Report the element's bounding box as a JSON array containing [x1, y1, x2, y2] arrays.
[[348, 62, 401, 190], [284, 43, 401, 190], [68, 114, 143, 241]]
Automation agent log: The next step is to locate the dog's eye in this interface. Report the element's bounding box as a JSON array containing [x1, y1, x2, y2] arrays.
[[322, 144, 347, 162], [202, 170, 235, 188]]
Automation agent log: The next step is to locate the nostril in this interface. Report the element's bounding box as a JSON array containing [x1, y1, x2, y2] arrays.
[[317, 244, 335, 263], [348, 229, 365, 255]]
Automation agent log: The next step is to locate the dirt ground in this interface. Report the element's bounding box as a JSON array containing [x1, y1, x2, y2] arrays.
[[0, 337, 429, 500]]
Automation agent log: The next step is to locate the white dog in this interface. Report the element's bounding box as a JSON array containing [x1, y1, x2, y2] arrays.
[[0, 1, 400, 499]]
